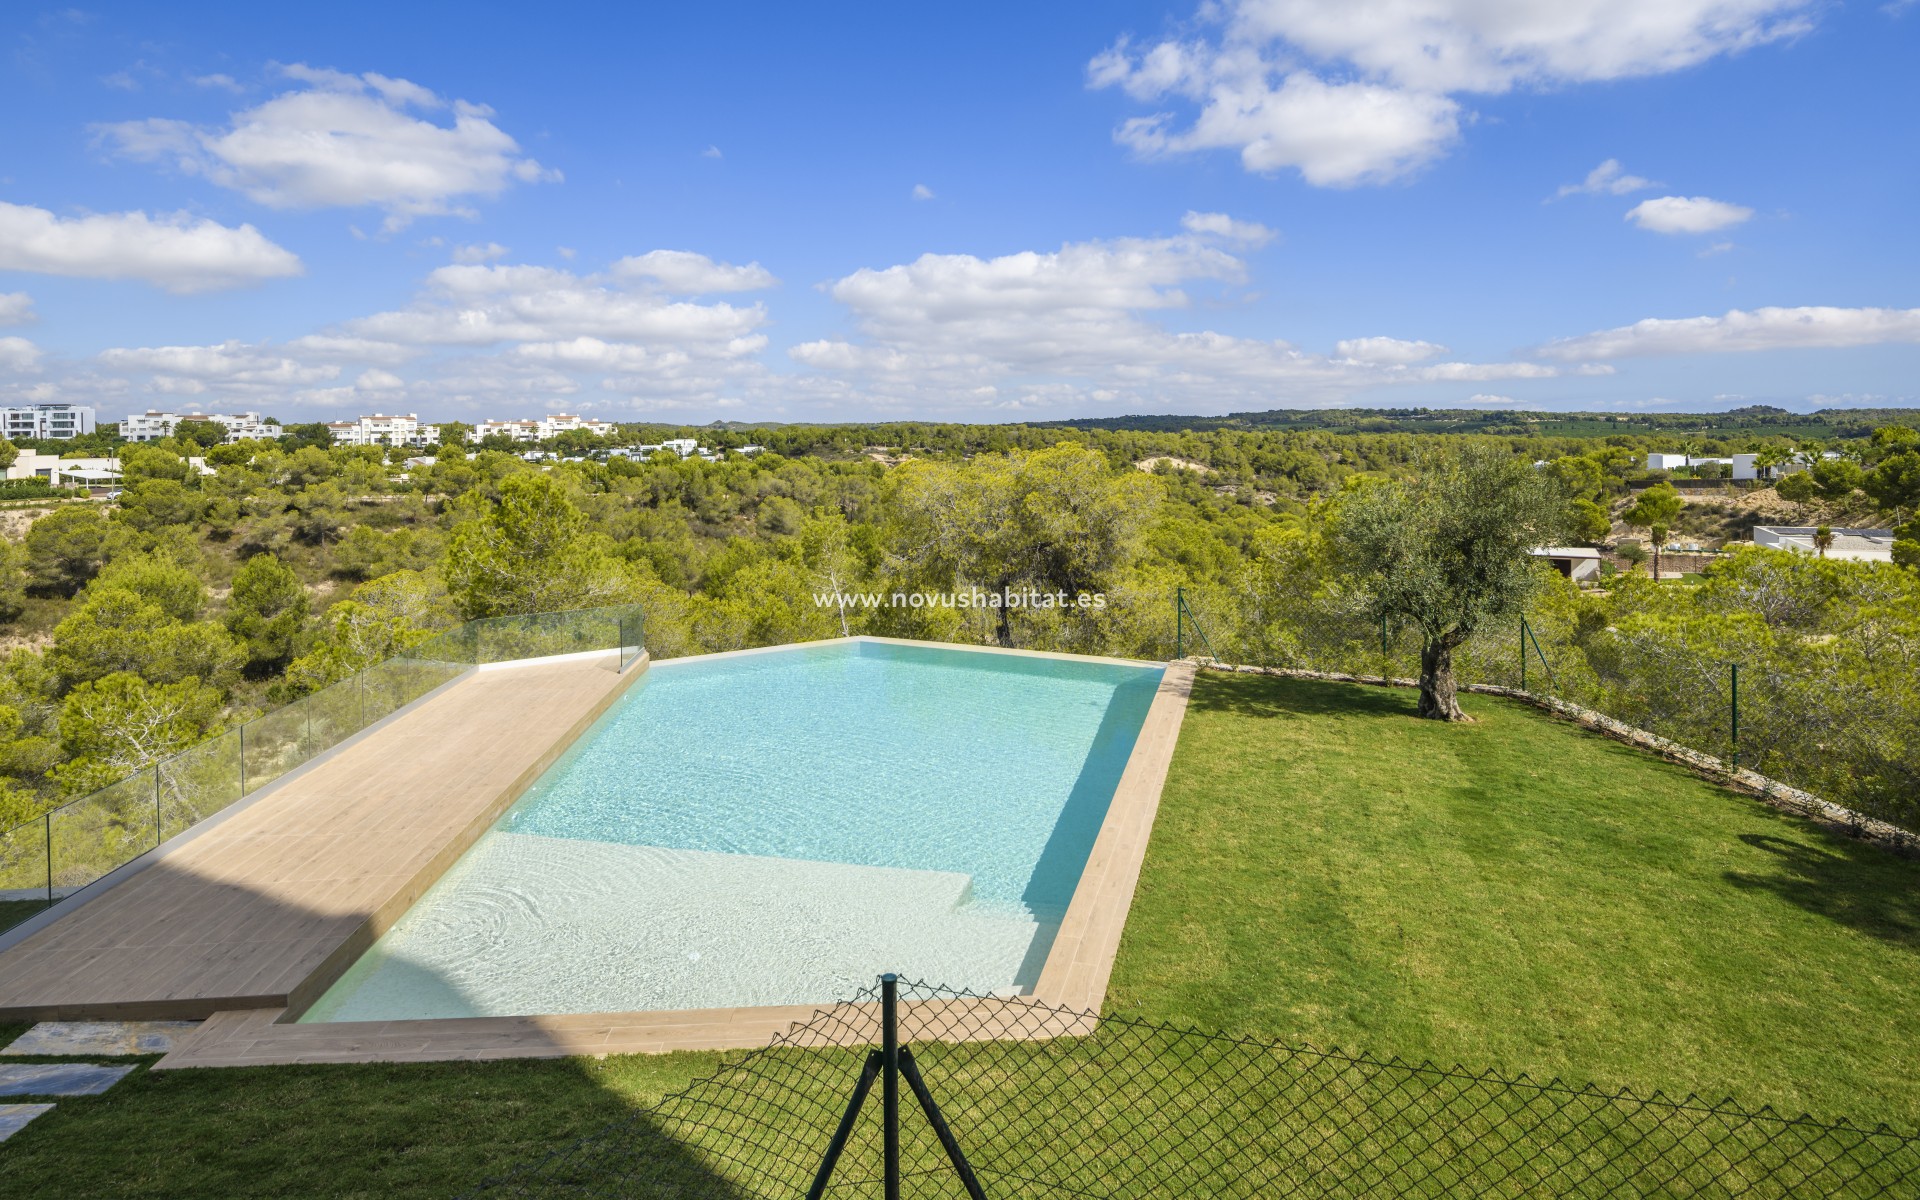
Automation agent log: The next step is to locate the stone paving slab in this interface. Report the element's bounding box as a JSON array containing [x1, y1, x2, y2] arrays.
[[0, 1103, 55, 1142], [2, 1020, 201, 1057], [0, 1062, 135, 1097]]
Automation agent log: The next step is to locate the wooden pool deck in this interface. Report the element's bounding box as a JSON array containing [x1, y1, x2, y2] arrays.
[[0, 652, 644, 1023]]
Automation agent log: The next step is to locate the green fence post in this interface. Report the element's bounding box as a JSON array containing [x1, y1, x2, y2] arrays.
[[1520, 617, 1528, 693], [1730, 662, 1740, 772], [1175, 587, 1185, 659]]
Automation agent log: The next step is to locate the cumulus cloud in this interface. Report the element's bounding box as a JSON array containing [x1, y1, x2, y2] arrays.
[[190, 73, 244, 93], [97, 340, 342, 394], [912, 183, 935, 201], [0, 293, 36, 325], [1625, 195, 1754, 234], [1335, 336, 1447, 364], [610, 250, 778, 294], [0, 337, 43, 371], [1539, 306, 1920, 359], [1090, 0, 1816, 185], [95, 64, 558, 230], [1181, 210, 1277, 246], [451, 241, 508, 264], [788, 222, 1567, 414], [0, 201, 302, 292], [1554, 158, 1657, 198]]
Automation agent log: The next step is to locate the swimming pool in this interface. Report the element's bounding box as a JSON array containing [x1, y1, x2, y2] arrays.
[[302, 639, 1164, 1021]]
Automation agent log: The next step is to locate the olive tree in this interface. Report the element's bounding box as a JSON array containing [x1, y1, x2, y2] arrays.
[[1330, 445, 1569, 721]]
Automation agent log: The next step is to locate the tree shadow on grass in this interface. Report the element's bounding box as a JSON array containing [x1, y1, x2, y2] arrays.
[[1186, 672, 1418, 723], [1723, 832, 1920, 951]]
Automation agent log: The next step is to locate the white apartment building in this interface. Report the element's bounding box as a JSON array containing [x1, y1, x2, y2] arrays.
[[469, 414, 618, 443], [121, 410, 282, 443], [1, 403, 96, 441], [327, 414, 440, 448]]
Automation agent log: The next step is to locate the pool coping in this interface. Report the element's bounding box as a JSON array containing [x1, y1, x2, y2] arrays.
[[154, 648, 1194, 1069]]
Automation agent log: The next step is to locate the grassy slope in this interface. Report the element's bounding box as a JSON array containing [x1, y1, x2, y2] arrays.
[[2, 671, 1915, 1197], [1108, 672, 1920, 1123]]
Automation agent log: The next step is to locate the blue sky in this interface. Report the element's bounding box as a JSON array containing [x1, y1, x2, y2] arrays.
[[1, 0, 1916, 424]]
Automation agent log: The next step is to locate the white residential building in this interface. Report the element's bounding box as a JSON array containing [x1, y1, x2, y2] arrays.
[[1752, 527, 1895, 563], [469, 414, 617, 443], [470, 419, 542, 443], [1646, 453, 1688, 471], [121, 410, 282, 443], [1, 403, 96, 441], [327, 414, 439, 448]]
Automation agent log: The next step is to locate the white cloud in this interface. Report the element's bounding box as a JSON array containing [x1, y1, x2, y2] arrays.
[[1335, 336, 1446, 364], [95, 64, 558, 230], [97, 341, 343, 393], [1091, 1, 1816, 185], [788, 221, 1565, 415], [1180, 210, 1276, 246], [1111, 70, 1461, 185], [912, 184, 935, 201], [355, 368, 404, 389], [702, 145, 723, 159], [0, 293, 36, 326], [609, 250, 777, 294], [0, 337, 43, 371], [1539, 306, 1920, 359], [1554, 158, 1657, 198], [451, 241, 508, 263], [1625, 195, 1753, 234], [0, 201, 302, 293], [191, 73, 244, 93], [1468, 393, 1522, 405]]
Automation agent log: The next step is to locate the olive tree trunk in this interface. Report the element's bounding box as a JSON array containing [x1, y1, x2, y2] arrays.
[[1418, 637, 1471, 721]]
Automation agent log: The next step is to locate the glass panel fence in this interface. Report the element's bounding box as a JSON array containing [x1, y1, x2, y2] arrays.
[[0, 604, 646, 937], [161, 728, 243, 840], [50, 771, 157, 893]]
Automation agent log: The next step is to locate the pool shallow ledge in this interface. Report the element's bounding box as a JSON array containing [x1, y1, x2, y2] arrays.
[[156, 643, 1197, 1069]]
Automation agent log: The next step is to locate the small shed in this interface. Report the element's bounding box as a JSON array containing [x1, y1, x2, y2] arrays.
[[1529, 546, 1604, 582]]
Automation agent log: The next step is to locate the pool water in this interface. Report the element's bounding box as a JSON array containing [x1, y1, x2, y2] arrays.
[[302, 640, 1163, 1021]]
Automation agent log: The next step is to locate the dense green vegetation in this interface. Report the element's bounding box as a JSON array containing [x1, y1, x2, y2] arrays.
[[1, 671, 1914, 1198]]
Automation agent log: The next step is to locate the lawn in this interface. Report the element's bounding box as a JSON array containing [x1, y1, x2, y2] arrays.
[[1109, 672, 1920, 1123], [1, 671, 1915, 1197]]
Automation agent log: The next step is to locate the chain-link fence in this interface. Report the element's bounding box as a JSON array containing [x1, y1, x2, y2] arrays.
[[469, 977, 1920, 1199], [1160, 584, 1920, 835]]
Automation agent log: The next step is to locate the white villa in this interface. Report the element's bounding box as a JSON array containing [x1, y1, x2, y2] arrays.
[[1752, 526, 1895, 563]]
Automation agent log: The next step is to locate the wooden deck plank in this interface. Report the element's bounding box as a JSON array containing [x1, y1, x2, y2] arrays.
[[0, 654, 643, 1022]]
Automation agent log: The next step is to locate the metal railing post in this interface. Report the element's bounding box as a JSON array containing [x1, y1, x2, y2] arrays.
[[1730, 662, 1740, 772], [1520, 617, 1527, 693], [883, 973, 901, 1200]]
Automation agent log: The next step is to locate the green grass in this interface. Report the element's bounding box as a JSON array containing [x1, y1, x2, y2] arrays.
[[0, 899, 50, 933], [1, 671, 1915, 1197], [1109, 673, 1920, 1123]]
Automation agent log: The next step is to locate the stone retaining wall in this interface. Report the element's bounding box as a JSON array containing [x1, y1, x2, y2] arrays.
[[1194, 660, 1919, 857]]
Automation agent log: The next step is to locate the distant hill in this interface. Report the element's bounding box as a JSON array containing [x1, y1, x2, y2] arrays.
[[1034, 405, 1920, 439]]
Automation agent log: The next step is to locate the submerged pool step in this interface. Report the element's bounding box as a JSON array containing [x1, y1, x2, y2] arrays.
[[302, 833, 1051, 1022]]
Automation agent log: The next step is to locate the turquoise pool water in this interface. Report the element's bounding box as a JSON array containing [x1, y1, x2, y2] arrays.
[[302, 640, 1163, 1020]]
